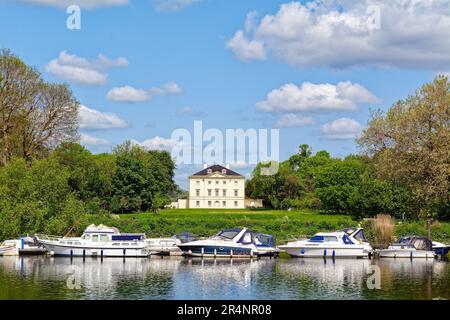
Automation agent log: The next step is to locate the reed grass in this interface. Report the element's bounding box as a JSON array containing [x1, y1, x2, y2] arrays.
[[370, 214, 395, 248]]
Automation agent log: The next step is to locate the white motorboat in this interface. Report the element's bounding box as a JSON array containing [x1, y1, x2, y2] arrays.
[[37, 224, 150, 258], [0, 236, 46, 256], [178, 228, 268, 258], [378, 236, 435, 259], [0, 241, 18, 256], [146, 237, 182, 255], [146, 233, 198, 256], [432, 241, 450, 256], [278, 229, 371, 258]]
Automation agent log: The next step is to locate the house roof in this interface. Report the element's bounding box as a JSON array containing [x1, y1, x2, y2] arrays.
[[190, 164, 244, 178]]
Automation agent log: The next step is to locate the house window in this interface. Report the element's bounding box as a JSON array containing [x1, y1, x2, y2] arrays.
[[196, 201, 200, 208], [216, 181, 219, 185], [208, 181, 212, 185], [223, 181, 226, 185], [234, 201, 238, 208], [196, 180, 200, 186], [223, 201, 226, 207], [208, 189, 212, 196], [196, 189, 200, 197], [234, 189, 238, 197], [215, 189, 219, 197], [208, 201, 212, 207], [222, 190, 227, 197], [222, 169, 227, 174], [234, 180, 238, 185], [207, 169, 212, 174]]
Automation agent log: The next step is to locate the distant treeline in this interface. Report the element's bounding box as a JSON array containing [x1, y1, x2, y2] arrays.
[[247, 77, 449, 222]]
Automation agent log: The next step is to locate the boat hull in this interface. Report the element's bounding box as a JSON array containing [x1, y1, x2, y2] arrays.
[[178, 245, 257, 258], [378, 249, 435, 259], [0, 246, 18, 256], [40, 242, 150, 257], [278, 246, 366, 258]]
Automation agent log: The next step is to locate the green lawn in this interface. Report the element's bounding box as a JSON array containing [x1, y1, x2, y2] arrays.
[[82, 209, 355, 243], [81, 209, 450, 244]]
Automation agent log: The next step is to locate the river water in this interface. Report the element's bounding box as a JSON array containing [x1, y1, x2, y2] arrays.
[[0, 256, 448, 300]]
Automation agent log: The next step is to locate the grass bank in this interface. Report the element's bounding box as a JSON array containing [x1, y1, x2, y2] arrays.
[[79, 209, 450, 244]]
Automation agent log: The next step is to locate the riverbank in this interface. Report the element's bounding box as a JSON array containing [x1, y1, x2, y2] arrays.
[[78, 209, 450, 244]]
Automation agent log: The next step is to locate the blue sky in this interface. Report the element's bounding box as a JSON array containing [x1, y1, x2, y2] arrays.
[[1, 0, 448, 188]]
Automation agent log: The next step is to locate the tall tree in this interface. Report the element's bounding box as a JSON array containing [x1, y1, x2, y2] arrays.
[[0, 49, 40, 165], [0, 49, 79, 165], [358, 76, 450, 219]]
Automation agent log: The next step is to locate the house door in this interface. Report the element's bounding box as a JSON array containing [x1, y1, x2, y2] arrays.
[[214, 201, 220, 209]]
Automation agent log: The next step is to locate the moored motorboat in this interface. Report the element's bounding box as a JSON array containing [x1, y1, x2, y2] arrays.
[[146, 233, 198, 256], [278, 229, 371, 258], [178, 228, 270, 258], [0, 242, 18, 256], [378, 236, 435, 259], [37, 224, 150, 257], [1, 236, 46, 255], [432, 241, 450, 256]]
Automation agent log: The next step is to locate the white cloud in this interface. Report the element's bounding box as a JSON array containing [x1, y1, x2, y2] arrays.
[[17, 0, 129, 9], [321, 118, 363, 140], [226, 31, 266, 61], [151, 0, 201, 12], [107, 82, 182, 103], [131, 136, 180, 151], [106, 86, 151, 103], [257, 81, 379, 113], [46, 51, 128, 86], [275, 114, 315, 128], [80, 133, 110, 146], [228, 1, 450, 69], [79, 105, 128, 130]]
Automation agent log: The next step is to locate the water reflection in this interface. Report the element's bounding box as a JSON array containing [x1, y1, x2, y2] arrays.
[[0, 256, 448, 300]]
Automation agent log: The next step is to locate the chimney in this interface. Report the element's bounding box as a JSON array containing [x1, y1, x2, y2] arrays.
[[226, 163, 230, 169], [203, 164, 208, 169]]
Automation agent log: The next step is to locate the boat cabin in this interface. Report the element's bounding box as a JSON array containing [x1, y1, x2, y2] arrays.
[[78, 225, 145, 243]]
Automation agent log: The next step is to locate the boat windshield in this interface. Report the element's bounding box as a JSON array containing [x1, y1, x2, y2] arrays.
[[352, 229, 368, 242], [214, 229, 241, 240]]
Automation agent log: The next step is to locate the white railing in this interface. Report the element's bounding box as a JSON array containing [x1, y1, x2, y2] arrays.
[[35, 234, 61, 242]]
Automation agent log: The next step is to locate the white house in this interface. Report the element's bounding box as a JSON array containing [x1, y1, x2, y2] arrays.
[[188, 164, 245, 209]]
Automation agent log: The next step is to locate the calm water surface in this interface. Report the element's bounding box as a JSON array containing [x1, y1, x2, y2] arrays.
[[0, 256, 448, 300]]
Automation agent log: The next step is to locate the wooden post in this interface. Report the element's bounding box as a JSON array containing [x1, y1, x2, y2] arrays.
[[427, 219, 432, 240]]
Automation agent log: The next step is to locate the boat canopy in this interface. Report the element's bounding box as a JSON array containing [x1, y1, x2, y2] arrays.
[[255, 234, 275, 247], [396, 236, 433, 251]]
